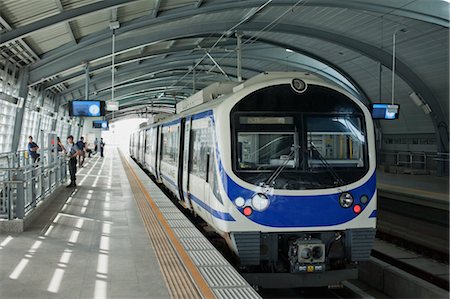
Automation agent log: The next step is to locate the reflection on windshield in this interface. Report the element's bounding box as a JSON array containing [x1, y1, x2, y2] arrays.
[[307, 116, 365, 168], [238, 133, 296, 170]]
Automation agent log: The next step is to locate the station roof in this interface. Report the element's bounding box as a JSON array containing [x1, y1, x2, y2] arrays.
[[0, 0, 448, 150]]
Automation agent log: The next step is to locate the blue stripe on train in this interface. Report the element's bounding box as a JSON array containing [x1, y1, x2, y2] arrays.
[[161, 174, 234, 222], [188, 193, 235, 221], [220, 167, 376, 227]]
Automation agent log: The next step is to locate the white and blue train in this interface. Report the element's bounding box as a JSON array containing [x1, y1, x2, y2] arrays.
[[130, 72, 376, 287]]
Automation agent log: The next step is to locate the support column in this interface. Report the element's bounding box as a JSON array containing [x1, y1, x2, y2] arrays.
[[11, 67, 30, 152], [51, 95, 61, 131], [85, 62, 90, 100], [236, 32, 243, 82]]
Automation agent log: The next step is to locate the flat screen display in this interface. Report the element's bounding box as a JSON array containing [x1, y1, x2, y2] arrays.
[[92, 120, 108, 129], [371, 104, 400, 120], [69, 100, 105, 117]]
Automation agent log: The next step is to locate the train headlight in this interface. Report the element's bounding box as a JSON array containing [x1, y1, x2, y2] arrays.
[[339, 192, 353, 208], [251, 193, 270, 211], [234, 197, 245, 207]]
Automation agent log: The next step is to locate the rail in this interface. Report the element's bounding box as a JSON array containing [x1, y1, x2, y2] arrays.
[[0, 147, 68, 220]]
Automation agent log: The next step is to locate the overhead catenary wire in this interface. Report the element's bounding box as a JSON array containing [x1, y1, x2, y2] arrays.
[[205, 0, 305, 75], [155, 0, 295, 101]]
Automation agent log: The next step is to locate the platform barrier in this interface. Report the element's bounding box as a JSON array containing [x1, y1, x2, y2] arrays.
[[0, 148, 67, 220]]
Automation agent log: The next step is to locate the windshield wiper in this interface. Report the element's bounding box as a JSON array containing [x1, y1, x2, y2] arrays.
[[309, 142, 345, 186], [263, 145, 299, 188]]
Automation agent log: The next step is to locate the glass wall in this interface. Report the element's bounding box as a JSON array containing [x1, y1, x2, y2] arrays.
[[0, 100, 17, 153]]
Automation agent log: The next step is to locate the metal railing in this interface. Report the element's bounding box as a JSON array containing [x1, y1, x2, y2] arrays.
[[0, 147, 68, 220], [396, 151, 426, 170]]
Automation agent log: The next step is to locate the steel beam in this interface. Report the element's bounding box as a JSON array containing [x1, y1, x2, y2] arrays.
[[54, 0, 77, 44], [42, 41, 237, 89], [0, 0, 138, 46], [29, 18, 445, 153], [31, 0, 450, 69], [11, 67, 30, 151], [0, 15, 40, 61], [153, 0, 162, 18], [195, 0, 205, 8]]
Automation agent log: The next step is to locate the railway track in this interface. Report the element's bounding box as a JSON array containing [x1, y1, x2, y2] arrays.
[[375, 193, 449, 291]]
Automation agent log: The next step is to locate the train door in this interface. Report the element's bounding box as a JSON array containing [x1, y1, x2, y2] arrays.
[[155, 125, 162, 182], [177, 118, 187, 206], [181, 117, 192, 209], [140, 130, 146, 164], [189, 117, 213, 222]]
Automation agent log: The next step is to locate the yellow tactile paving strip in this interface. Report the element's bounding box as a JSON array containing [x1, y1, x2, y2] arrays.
[[119, 150, 215, 299]]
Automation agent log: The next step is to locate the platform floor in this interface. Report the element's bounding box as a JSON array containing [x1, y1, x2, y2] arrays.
[[0, 150, 170, 298], [377, 171, 449, 203]]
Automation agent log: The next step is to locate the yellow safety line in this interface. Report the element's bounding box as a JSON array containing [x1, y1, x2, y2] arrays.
[[119, 150, 215, 299]]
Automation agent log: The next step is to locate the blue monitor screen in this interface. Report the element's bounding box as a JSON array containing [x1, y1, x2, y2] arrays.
[[92, 120, 108, 129], [371, 104, 399, 120], [69, 100, 105, 117]]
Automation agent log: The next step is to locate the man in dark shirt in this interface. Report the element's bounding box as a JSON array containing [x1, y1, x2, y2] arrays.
[[100, 138, 105, 158], [67, 135, 80, 187], [27, 136, 40, 163], [76, 137, 86, 167]]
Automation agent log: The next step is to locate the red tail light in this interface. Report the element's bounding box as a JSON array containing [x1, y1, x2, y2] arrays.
[[243, 207, 253, 216], [353, 204, 362, 214]]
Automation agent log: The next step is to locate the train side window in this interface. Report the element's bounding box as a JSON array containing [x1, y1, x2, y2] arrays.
[[161, 125, 179, 166], [145, 129, 152, 153], [190, 127, 211, 179]]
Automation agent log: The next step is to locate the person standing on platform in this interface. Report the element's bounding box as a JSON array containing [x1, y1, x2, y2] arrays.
[[27, 136, 40, 164], [66, 135, 80, 187], [100, 138, 105, 157], [76, 136, 86, 167], [94, 138, 98, 153], [57, 137, 66, 155]]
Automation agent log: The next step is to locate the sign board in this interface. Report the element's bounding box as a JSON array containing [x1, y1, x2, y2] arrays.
[[106, 101, 119, 111]]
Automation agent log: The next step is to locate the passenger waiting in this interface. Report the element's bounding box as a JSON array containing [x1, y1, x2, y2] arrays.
[[76, 137, 86, 167], [27, 136, 40, 164], [66, 135, 80, 187]]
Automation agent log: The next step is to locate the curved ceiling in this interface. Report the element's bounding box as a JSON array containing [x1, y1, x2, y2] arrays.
[[0, 0, 448, 151]]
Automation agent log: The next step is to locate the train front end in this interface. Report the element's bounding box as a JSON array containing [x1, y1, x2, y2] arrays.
[[215, 73, 376, 287]]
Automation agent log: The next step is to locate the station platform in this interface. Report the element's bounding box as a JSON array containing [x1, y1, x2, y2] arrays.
[[377, 171, 449, 209], [0, 149, 260, 299]]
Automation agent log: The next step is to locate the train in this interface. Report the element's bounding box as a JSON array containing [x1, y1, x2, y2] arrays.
[[130, 72, 376, 288]]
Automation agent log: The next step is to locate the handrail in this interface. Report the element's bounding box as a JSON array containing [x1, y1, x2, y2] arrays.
[[0, 151, 68, 220]]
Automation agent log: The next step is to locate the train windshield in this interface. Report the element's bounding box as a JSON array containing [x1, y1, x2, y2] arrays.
[[230, 83, 370, 190]]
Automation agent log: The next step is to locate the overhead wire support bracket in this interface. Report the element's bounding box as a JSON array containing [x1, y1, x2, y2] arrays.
[[204, 50, 230, 81]]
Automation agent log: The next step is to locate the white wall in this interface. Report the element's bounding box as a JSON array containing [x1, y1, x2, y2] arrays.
[[81, 117, 103, 149]]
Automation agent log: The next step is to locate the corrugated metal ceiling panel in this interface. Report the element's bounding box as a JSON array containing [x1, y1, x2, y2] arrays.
[[0, 0, 60, 27], [118, 1, 153, 23], [60, 0, 102, 10], [161, 0, 197, 12], [71, 10, 110, 38], [25, 23, 73, 54]]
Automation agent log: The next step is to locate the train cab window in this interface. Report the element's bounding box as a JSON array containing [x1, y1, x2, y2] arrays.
[[237, 133, 298, 170], [161, 125, 179, 166], [306, 116, 366, 168]]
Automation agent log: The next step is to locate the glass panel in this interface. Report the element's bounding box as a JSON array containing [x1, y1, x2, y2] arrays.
[[237, 133, 296, 170], [0, 100, 17, 153], [307, 116, 365, 168], [189, 127, 211, 179], [161, 126, 179, 165]]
